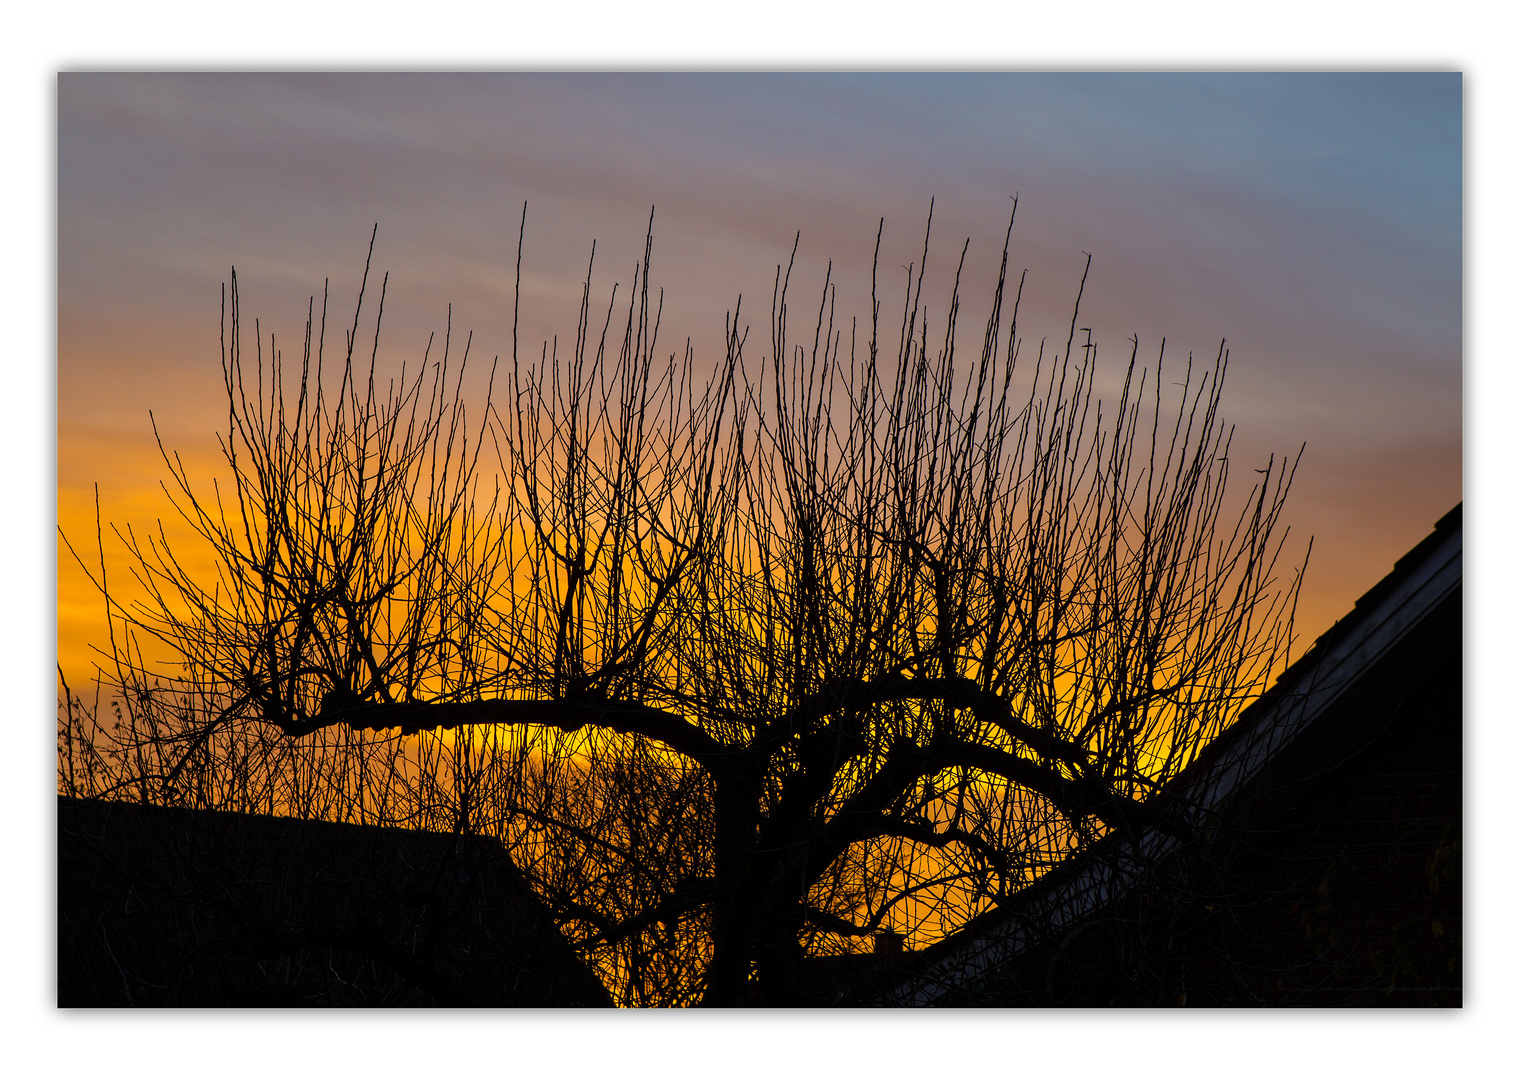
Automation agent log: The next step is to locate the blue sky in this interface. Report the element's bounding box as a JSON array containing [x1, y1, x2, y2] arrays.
[[58, 72, 1462, 648]]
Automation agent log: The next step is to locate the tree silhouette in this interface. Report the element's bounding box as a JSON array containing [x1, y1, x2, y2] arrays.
[[60, 204, 1305, 1006]]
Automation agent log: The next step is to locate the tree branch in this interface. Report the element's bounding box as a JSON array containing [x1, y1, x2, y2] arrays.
[[283, 696, 730, 769]]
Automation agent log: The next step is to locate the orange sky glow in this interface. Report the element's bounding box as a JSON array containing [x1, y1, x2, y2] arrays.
[[57, 73, 1461, 710]]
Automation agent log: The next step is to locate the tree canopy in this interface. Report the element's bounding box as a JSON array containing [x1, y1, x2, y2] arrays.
[[60, 204, 1305, 1006]]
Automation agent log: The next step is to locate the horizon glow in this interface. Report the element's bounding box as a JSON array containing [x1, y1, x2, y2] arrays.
[[57, 72, 1461, 687]]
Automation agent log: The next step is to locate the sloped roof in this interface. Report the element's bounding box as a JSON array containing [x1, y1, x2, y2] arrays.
[[884, 503, 1462, 1006], [58, 796, 612, 1007]]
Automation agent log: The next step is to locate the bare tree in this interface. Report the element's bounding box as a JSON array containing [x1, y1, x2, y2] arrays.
[[61, 203, 1305, 1006]]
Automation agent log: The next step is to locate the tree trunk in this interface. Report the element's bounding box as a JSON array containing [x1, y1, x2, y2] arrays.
[[700, 775, 764, 1006]]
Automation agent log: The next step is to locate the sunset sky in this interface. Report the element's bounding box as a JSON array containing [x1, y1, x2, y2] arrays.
[[14, 0, 1516, 1060], [57, 72, 1462, 681]]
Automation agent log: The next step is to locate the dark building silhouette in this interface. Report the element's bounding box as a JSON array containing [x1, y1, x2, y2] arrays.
[[58, 797, 612, 1007], [823, 504, 1461, 1007]]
